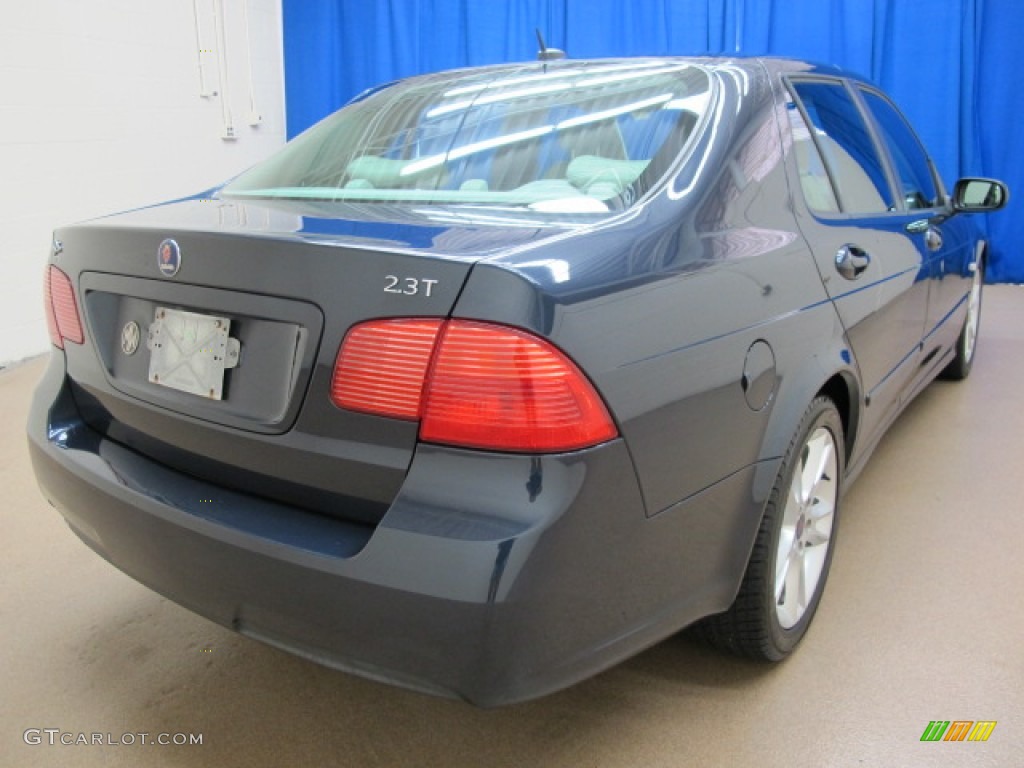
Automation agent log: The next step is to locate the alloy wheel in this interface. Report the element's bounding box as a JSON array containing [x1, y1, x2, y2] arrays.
[[774, 426, 838, 630], [964, 266, 982, 363]]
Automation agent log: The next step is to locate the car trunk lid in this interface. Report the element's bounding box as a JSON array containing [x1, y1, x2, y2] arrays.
[[53, 197, 568, 525]]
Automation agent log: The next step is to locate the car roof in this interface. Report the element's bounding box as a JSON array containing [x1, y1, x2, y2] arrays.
[[347, 56, 861, 108], [417, 55, 847, 81]]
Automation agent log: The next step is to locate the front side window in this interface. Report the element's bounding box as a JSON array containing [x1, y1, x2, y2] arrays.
[[223, 61, 713, 215], [859, 88, 940, 210], [790, 81, 894, 214]]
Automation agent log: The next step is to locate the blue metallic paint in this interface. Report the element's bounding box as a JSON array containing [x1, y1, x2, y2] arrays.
[[30, 352, 770, 705], [28, 57, 997, 704]]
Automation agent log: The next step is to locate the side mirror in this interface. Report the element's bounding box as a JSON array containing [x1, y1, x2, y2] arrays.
[[952, 178, 1009, 213]]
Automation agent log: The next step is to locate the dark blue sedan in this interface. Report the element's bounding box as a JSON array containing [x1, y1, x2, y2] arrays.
[[30, 57, 1006, 705]]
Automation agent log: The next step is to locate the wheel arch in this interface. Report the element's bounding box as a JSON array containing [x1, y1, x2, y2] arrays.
[[753, 346, 861, 502], [817, 371, 860, 466]]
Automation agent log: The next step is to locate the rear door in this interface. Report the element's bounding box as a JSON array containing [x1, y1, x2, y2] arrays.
[[784, 77, 930, 443]]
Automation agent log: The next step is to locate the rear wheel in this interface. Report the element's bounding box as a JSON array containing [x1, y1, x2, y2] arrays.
[[940, 256, 984, 381], [693, 396, 843, 660]]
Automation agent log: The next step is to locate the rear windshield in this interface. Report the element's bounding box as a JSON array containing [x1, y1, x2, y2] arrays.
[[223, 61, 712, 214]]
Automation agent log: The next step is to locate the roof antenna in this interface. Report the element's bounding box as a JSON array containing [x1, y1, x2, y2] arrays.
[[535, 28, 566, 66]]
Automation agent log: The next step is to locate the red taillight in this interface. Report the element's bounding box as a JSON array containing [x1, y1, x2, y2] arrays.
[[421, 321, 617, 451], [45, 266, 84, 348], [331, 318, 617, 453], [330, 319, 444, 419]]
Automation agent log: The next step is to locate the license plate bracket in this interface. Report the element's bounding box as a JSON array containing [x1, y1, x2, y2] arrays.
[[147, 307, 239, 400]]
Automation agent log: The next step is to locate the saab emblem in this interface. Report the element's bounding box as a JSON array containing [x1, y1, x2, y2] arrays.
[[121, 321, 141, 355], [157, 239, 181, 277]]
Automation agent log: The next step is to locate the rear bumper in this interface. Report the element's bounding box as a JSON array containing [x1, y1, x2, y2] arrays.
[[28, 352, 769, 706]]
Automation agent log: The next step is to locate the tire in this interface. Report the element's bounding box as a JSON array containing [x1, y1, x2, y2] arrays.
[[693, 396, 844, 660], [940, 256, 984, 381]]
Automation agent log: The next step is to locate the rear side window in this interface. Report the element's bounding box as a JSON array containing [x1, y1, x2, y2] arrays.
[[790, 81, 894, 214], [787, 105, 840, 213], [859, 88, 941, 210]]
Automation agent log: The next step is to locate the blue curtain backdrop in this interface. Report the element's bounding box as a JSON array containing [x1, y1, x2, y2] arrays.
[[282, 0, 1023, 282]]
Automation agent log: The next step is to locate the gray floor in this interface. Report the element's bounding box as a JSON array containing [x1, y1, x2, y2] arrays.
[[2, 286, 1022, 768]]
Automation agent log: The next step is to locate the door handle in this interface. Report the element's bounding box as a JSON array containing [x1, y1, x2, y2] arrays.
[[835, 245, 871, 280], [924, 227, 943, 252], [907, 219, 944, 251]]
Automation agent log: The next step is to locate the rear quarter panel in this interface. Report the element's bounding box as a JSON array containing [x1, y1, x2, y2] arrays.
[[457, 63, 849, 517]]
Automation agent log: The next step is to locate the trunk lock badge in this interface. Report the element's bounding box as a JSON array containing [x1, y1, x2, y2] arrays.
[[121, 322, 141, 355], [157, 239, 181, 277]]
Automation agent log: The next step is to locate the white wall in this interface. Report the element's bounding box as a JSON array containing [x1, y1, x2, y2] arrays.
[[0, 0, 286, 365]]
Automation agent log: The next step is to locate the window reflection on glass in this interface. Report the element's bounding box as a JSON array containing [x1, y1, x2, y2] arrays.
[[224, 62, 713, 214], [860, 89, 940, 211], [788, 105, 840, 213], [790, 82, 893, 214]]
